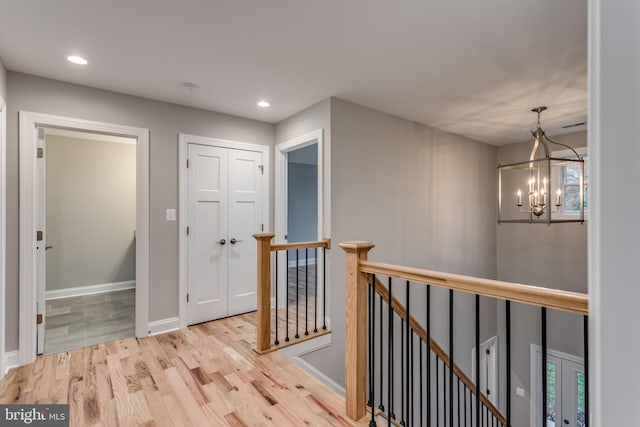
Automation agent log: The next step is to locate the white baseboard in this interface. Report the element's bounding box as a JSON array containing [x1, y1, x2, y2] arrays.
[[3, 350, 19, 374], [147, 317, 181, 336], [46, 280, 136, 300], [288, 353, 345, 395]]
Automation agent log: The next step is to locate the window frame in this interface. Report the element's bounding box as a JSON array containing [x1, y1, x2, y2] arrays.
[[552, 146, 589, 220]]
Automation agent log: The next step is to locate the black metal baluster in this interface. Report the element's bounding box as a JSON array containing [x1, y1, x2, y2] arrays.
[[285, 250, 290, 342], [379, 286, 385, 412], [464, 386, 467, 427], [584, 315, 589, 427], [426, 285, 432, 427], [389, 278, 395, 422], [314, 247, 318, 333], [275, 251, 279, 345], [369, 273, 376, 426], [406, 282, 411, 427], [410, 333, 414, 427], [506, 301, 511, 427], [436, 355, 439, 427], [322, 247, 327, 330], [475, 295, 480, 427], [295, 250, 300, 339], [449, 290, 454, 427], [401, 317, 405, 426], [457, 378, 461, 427], [305, 248, 309, 336], [541, 307, 547, 427], [368, 273, 373, 408], [444, 358, 447, 427], [420, 337, 423, 427]]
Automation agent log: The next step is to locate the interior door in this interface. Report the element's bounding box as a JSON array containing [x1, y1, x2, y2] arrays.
[[36, 127, 46, 354], [187, 144, 229, 324], [227, 149, 263, 315], [560, 359, 586, 427]]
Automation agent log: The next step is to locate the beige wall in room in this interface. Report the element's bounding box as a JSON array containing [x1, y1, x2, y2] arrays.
[[287, 97, 499, 386], [45, 134, 136, 291], [496, 130, 588, 426], [5, 72, 275, 351]]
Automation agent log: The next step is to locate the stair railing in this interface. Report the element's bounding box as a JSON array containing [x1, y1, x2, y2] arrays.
[[254, 233, 331, 353], [341, 241, 589, 427]]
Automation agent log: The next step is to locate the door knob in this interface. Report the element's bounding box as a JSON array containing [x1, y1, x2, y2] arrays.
[[564, 420, 570, 425], [45, 245, 54, 251], [218, 239, 226, 245], [230, 238, 242, 244]]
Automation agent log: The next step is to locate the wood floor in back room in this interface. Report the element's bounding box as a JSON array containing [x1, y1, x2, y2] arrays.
[[0, 311, 365, 427]]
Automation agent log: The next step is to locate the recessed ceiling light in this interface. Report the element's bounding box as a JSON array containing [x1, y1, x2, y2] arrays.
[[66, 55, 88, 65], [257, 100, 270, 108]]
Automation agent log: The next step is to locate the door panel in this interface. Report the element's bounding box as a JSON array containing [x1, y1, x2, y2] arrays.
[[227, 149, 262, 315], [561, 360, 586, 427], [187, 144, 229, 324]]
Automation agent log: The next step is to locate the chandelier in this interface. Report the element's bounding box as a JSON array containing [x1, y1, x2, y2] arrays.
[[498, 107, 585, 224]]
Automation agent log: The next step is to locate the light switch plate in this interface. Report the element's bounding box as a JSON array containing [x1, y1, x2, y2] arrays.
[[166, 209, 176, 222], [516, 387, 526, 397]]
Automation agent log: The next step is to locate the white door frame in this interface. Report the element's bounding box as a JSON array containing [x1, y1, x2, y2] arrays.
[[178, 133, 270, 329], [0, 95, 6, 377], [19, 111, 150, 365], [471, 335, 499, 406], [530, 344, 584, 427], [274, 129, 328, 323]]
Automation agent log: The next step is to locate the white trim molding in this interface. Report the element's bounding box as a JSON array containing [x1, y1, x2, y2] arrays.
[[147, 317, 181, 336], [0, 95, 6, 379], [3, 351, 18, 375], [178, 133, 270, 329], [19, 111, 150, 366], [45, 280, 136, 300]]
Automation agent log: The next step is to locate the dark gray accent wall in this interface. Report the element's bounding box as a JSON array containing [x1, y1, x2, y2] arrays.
[[5, 72, 275, 351], [287, 161, 318, 243]]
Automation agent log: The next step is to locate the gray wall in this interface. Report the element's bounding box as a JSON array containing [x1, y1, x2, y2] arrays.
[[496, 131, 588, 425], [592, 1, 640, 424], [5, 72, 275, 351], [0, 56, 6, 101], [287, 160, 318, 243], [45, 135, 136, 291], [299, 98, 499, 386]]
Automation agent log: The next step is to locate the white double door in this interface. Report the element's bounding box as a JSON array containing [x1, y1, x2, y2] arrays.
[[187, 143, 263, 325]]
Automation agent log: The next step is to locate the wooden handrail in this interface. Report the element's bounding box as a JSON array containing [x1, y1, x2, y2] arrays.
[[360, 260, 589, 315], [370, 275, 507, 426], [270, 238, 331, 251]]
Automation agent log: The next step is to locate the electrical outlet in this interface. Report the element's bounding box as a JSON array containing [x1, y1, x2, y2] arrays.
[[166, 209, 176, 222], [516, 387, 526, 397]]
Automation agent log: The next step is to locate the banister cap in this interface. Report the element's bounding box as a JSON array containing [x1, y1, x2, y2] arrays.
[[339, 241, 375, 252]]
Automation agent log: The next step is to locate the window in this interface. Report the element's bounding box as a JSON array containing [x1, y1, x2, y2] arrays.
[[554, 147, 589, 217]]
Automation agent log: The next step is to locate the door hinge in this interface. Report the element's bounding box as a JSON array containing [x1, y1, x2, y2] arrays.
[[258, 164, 264, 174], [486, 348, 491, 355], [261, 223, 264, 232], [186, 158, 190, 168], [186, 226, 190, 236], [37, 147, 44, 158], [186, 293, 190, 303], [487, 389, 491, 395], [36, 231, 43, 241], [36, 313, 43, 325]]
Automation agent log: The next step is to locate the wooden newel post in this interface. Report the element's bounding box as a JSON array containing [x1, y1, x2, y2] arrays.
[[254, 233, 275, 353], [340, 240, 375, 421]]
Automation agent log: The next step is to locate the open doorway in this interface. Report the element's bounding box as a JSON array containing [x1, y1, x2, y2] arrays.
[[275, 129, 326, 331], [39, 128, 137, 354], [19, 112, 149, 366]]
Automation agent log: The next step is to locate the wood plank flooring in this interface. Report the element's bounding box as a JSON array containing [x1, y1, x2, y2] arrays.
[[45, 289, 135, 355], [1, 311, 364, 427]]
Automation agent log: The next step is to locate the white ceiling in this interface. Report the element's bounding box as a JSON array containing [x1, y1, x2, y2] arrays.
[[0, 0, 587, 145]]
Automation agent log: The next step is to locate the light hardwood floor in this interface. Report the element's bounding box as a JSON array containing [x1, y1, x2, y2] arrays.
[[0, 311, 364, 427]]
